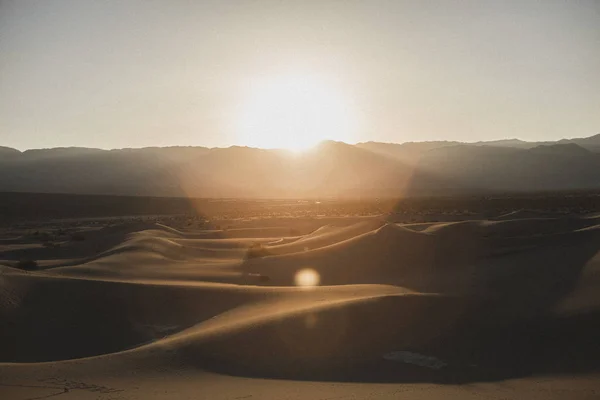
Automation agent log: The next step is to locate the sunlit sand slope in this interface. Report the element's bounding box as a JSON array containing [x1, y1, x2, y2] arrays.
[[1, 214, 599, 398]]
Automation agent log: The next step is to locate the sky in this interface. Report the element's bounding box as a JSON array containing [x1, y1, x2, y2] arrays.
[[1, 0, 599, 150]]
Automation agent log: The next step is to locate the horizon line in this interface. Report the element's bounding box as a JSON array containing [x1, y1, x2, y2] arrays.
[[3, 132, 599, 152]]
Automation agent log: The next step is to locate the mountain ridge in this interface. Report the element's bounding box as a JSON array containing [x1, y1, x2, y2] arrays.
[[3, 132, 600, 154], [1, 134, 599, 198]]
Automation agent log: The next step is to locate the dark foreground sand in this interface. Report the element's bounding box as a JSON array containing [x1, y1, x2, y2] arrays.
[[1, 214, 600, 399]]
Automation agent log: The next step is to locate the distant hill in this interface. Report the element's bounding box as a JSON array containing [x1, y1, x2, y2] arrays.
[[557, 133, 600, 152], [355, 141, 461, 165], [358, 133, 600, 159], [1, 134, 599, 198], [473, 139, 537, 149], [406, 143, 600, 195], [472, 133, 600, 151], [0, 146, 21, 158]]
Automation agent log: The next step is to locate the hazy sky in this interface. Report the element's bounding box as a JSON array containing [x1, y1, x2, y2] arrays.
[[1, 0, 599, 150]]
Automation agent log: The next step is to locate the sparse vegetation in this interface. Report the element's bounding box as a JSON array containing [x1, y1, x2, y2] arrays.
[[70, 233, 86, 241], [16, 259, 38, 271], [1, 190, 599, 226], [245, 243, 271, 259]]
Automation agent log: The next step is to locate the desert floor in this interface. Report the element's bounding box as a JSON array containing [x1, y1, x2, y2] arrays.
[[2, 212, 600, 399]]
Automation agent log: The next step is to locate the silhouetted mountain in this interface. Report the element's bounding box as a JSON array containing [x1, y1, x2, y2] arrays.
[[21, 147, 106, 160], [473, 139, 537, 149], [0, 143, 408, 198], [406, 143, 600, 195], [0, 146, 21, 158], [287, 141, 409, 197], [359, 133, 600, 157], [472, 134, 600, 151], [557, 133, 600, 152], [528, 143, 592, 156], [355, 141, 461, 165], [1, 134, 599, 198]]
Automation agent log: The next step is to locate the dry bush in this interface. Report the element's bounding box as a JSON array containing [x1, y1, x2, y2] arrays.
[[16, 259, 38, 271], [245, 243, 271, 259], [70, 233, 86, 241]]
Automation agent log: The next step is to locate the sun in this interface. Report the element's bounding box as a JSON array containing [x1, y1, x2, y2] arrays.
[[235, 74, 357, 151]]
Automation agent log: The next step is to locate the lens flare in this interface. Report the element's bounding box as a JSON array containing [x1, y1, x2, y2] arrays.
[[294, 268, 320, 287]]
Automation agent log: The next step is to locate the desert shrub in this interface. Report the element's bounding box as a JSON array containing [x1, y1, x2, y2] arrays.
[[245, 243, 271, 259], [16, 259, 38, 271], [38, 232, 52, 241]]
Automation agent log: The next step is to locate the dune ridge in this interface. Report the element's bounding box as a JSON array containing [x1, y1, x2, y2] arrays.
[[1, 214, 600, 395]]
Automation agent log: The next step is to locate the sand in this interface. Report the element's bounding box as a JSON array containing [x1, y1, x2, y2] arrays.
[[1, 214, 600, 399]]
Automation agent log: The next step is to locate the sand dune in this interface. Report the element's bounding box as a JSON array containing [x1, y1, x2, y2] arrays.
[[1, 214, 600, 398]]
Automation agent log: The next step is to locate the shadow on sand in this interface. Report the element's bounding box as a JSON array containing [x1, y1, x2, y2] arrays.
[[181, 225, 600, 384]]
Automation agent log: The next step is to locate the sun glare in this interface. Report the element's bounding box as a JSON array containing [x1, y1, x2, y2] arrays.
[[236, 74, 357, 151]]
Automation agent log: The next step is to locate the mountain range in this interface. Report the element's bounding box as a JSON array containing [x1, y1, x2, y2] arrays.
[[1, 134, 599, 198]]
